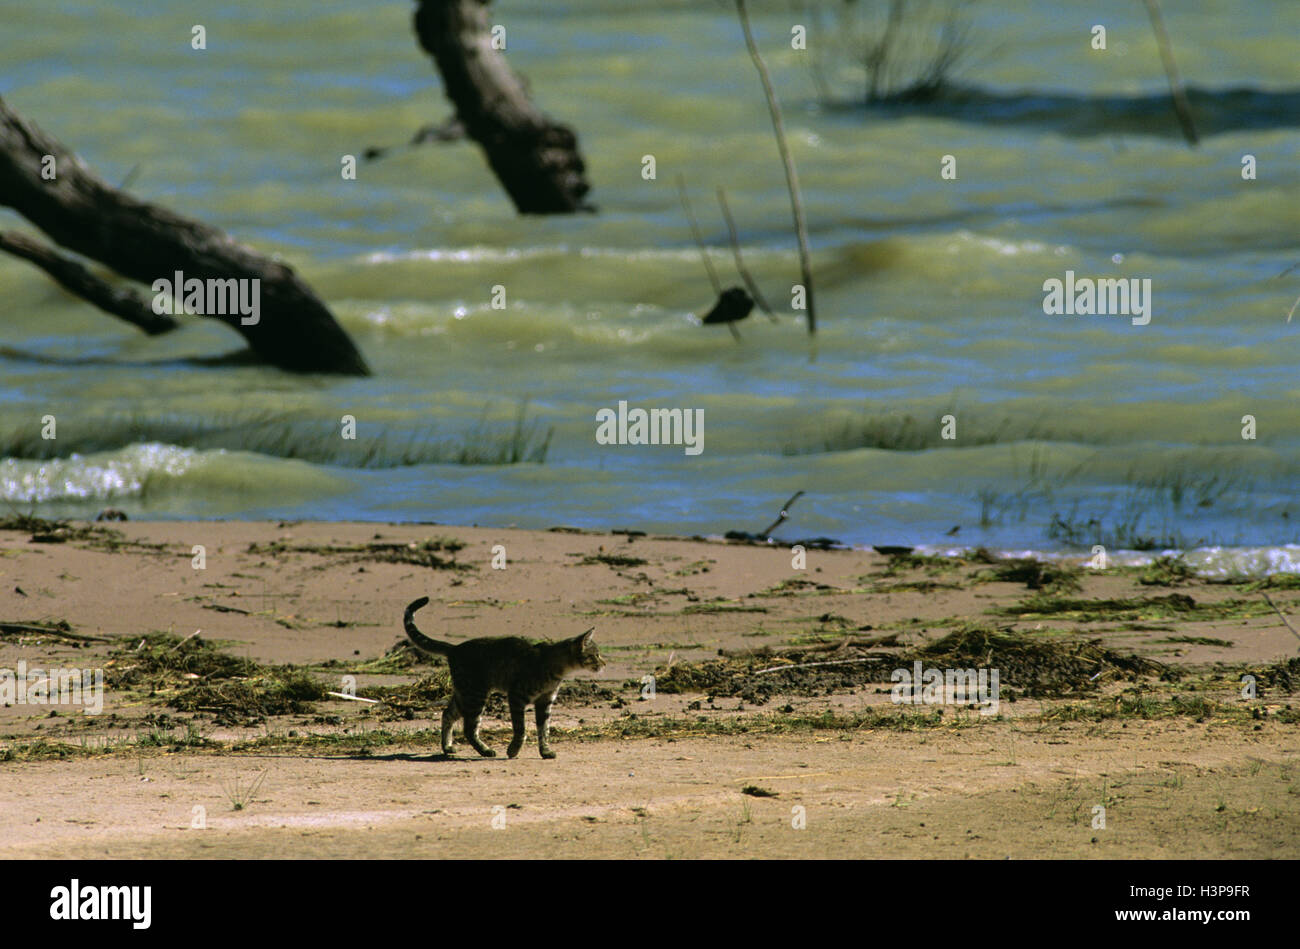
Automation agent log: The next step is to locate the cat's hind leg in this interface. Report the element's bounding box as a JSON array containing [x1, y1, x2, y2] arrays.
[[535, 690, 558, 759], [460, 694, 496, 757], [441, 694, 461, 755], [506, 695, 528, 758]]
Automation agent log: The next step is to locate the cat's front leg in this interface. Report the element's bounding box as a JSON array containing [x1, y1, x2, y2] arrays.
[[506, 696, 527, 758], [535, 692, 557, 759]]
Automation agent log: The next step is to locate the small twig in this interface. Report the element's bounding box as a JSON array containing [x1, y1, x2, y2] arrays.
[[1261, 592, 1300, 646], [166, 629, 202, 653], [725, 634, 898, 658], [802, 2, 833, 102], [117, 163, 143, 190], [676, 175, 721, 294], [203, 603, 250, 615], [754, 656, 882, 675], [363, 116, 466, 161], [1141, 0, 1199, 146], [1277, 261, 1300, 323], [866, 0, 907, 102], [716, 186, 777, 320], [735, 0, 816, 334], [328, 691, 380, 704], [759, 490, 805, 539]]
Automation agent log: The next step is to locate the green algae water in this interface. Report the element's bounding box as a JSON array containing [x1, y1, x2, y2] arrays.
[[1, 0, 1297, 569]]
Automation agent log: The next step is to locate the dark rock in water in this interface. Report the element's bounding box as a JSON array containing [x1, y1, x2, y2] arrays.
[[725, 530, 846, 551], [724, 529, 771, 543], [702, 286, 754, 324], [790, 536, 845, 551], [873, 545, 914, 556]]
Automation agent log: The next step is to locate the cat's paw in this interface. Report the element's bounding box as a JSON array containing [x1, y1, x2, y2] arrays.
[[539, 748, 557, 760], [507, 744, 523, 759], [476, 747, 497, 758]]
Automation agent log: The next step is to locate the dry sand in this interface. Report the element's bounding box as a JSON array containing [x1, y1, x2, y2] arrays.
[[1, 519, 1297, 858]]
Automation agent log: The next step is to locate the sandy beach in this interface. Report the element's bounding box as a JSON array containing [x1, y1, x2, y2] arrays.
[[1, 516, 1296, 858]]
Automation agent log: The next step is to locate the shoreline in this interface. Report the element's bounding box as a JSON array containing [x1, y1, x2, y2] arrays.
[[15, 511, 1300, 575], [15, 509, 1300, 561]]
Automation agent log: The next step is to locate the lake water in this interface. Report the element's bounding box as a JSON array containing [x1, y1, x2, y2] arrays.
[[2, 0, 1297, 571]]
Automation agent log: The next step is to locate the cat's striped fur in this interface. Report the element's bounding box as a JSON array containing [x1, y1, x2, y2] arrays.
[[403, 596, 604, 759]]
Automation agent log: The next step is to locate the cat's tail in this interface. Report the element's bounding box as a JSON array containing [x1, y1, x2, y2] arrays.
[[403, 596, 455, 658]]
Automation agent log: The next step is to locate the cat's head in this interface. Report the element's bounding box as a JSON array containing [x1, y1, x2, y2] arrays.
[[571, 627, 605, 672]]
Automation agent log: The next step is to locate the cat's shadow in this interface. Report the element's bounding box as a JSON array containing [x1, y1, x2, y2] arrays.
[[314, 751, 467, 763]]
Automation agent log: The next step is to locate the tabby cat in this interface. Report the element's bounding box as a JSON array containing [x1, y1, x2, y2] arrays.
[[403, 596, 604, 759]]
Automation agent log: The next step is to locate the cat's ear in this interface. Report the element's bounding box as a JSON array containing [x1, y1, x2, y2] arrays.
[[577, 627, 595, 645]]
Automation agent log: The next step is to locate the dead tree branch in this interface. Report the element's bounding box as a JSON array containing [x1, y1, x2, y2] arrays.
[[735, 0, 816, 335], [1141, 0, 1199, 146], [0, 229, 178, 335], [0, 96, 369, 375], [716, 186, 776, 320], [412, 0, 592, 213], [759, 490, 805, 539]]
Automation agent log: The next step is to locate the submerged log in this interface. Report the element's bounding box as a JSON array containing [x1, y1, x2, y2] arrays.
[[412, 0, 592, 213], [0, 229, 177, 336], [0, 96, 369, 375]]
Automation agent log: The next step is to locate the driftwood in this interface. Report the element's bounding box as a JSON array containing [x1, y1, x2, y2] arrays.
[[0, 96, 369, 375], [412, 0, 592, 213]]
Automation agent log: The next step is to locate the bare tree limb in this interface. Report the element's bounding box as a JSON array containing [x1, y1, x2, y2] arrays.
[[1261, 592, 1300, 646], [0, 95, 369, 375], [735, 0, 816, 334], [866, 0, 907, 102], [0, 230, 178, 335], [412, 0, 592, 213], [677, 175, 721, 295], [1141, 0, 1199, 146], [716, 186, 777, 320], [364, 114, 465, 161], [759, 490, 805, 539]]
